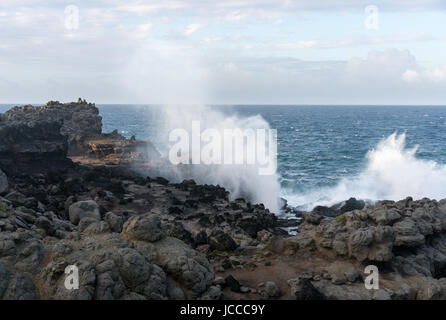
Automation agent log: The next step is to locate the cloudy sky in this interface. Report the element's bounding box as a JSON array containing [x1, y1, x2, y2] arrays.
[[0, 0, 445, 104]]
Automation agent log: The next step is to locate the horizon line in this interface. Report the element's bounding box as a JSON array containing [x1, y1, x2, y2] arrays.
[[1, 102, 446, 107]]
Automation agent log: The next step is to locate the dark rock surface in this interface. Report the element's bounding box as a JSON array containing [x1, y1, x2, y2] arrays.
[[288, 278, 326, 300], [0, 169, 8, 195], [0, 120, 70, 175], [0, 163, 282, 300], [0, 100, 160, 174], [0, 107, 282, 300], [271, 197, 446, 299], [1, 99, 102, 156], [311, 198, 366, 218]]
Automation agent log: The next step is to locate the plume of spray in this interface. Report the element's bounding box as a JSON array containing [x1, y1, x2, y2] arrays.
[[285, 132, 446, 210], [123, 41, 280, 212], [158, 104, 280, 212]]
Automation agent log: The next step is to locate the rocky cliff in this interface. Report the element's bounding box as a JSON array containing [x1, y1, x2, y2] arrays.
[[0, 99, 160, 175], [1, 99, 102, 156], [0, 119, 70, 175]]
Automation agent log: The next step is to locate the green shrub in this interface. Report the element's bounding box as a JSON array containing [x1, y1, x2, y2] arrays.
[[335, 214, 346, 225], [256, 242, 272, 256]]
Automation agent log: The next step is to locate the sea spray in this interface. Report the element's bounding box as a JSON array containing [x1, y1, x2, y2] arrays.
[[149, 105, 281, 212], [284, 132, 446, 210], [123, 44, 281, 212]]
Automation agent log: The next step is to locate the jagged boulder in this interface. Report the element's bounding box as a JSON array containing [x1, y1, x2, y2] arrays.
[[257, 281, 281, 298], [104, 212, 125, 233], [311, 198, 365, 218], [288, 278, 326, 300], [208, 230, 237, 252], [121, 214, 165, 242], [393, 218, 425, 247], [153, 237, 215, 299], [68, 200, 101, 225]]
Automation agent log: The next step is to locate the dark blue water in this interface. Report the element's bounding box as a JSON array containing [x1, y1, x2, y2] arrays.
[[3, 103, 446, 207], [234, 106, 446, 188], [97, 105, 445, 182]]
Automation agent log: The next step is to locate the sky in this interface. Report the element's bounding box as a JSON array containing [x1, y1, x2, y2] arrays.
[[0, 0, 445, 105]]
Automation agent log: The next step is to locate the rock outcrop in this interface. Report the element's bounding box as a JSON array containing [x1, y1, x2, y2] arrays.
[[82, 129, 160, 165], [276, 197, 446, 299], [0, 191, 216, 299], [0, 160, 284, 300], [1, 99, 102, 156], [0, 99, 160, 174]]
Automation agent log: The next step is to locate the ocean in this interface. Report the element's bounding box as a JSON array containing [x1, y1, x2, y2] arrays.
[[3, 104, 446, 211]]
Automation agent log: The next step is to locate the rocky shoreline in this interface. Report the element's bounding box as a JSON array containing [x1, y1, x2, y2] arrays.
[[1, 100, 446, 300]]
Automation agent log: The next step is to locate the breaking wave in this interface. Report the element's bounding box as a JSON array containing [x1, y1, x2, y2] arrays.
[[284, 132, 446, 210], [153, 105, 281, 212]]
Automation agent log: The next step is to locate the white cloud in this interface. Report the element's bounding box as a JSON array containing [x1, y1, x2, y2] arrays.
[[133, 23, 153, 38], [402, 70, 421, 82], [258, 32, 435, 52], [267, 41, 319, 49], [225, 11, 248, 21], [403, 66, 446, 83], [202, 37, 222, 43], [201, 49, 446, 104], [180, 23, 203, 35], [222, 62, 237, 72], [116, 1, 187, 14], [345, 49, 418, 79], [0, 1, 445, 104], [425, 66, 446, 82], [264, 33, 436, 51], [322, 32, 435, 48]]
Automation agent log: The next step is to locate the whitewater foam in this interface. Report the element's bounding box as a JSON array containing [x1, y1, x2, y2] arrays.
[[152, 105, 280, 212], [284, 132, 446, 210]]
